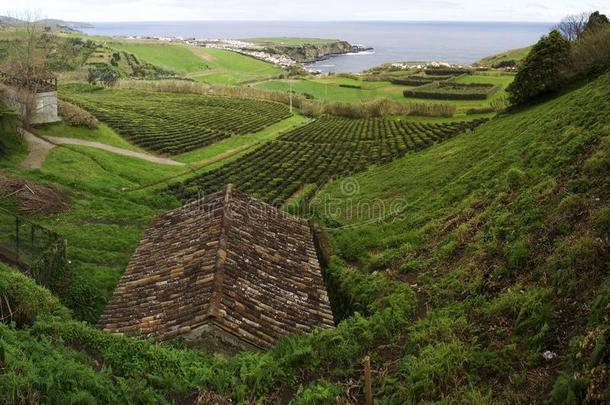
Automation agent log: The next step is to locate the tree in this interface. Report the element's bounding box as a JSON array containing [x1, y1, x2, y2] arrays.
[[0, 12, 51, 125], [583, 11, 609, 36], [556, 12, 590, 41], [507, 30, 571, 106], [87, 65, 119, 87]]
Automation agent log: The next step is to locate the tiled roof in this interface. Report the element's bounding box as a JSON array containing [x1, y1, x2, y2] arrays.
[[98, 185, 334, 350]]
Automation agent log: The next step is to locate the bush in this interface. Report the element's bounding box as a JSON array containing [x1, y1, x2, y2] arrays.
[[57, 100, 100, 129], [507, 30, 571, 105], [404, 82, 501, 100], [0, 263, 69, 326]]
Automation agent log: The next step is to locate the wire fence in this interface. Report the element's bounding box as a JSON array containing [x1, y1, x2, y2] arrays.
[[0, 207, 67, 287]]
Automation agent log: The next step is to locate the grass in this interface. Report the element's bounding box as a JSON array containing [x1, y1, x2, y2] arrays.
[[0, 54, 608, 403], [32, 122, 145, 152], [176, 113, 310, 164], [255, 77, 404, 102], [476, 46, 532, 66], [255, 74, 513, 115], [311, 71, 610, 402], [105, 40, 283, 84], [188, 48, 283, 85], [107, 42, 208, 73], [60, 84, 292, 155]]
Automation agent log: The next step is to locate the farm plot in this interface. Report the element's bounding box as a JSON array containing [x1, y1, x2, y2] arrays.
[[60, 85, 292, 155], [168, 116, 486, 204], [404, 82, 502, 100]]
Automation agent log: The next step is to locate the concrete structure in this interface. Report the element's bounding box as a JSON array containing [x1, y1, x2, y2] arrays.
[[98, 185, 334, 353], [0, 72, 60, 125]]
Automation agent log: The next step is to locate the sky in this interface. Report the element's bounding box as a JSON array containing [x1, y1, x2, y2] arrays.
[[10, 0, 610, 23]]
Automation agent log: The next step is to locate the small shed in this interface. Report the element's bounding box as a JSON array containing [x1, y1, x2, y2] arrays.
[[0, 68, 60, 125], [98, 185, 334, 352]]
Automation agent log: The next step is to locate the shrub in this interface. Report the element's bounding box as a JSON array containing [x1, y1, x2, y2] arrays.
[[0, 263, 69, 326], [338, 83, 361, 89], [465, 106, 495, 115], [57, 100, 100, 129], [404, 82, 501, 100], [507, 30, 571, 105]]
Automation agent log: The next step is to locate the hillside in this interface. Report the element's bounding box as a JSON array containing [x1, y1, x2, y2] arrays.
[[0, 61, 608, 403], [476, 46, 532, 67], [107, 41, 284, 84]]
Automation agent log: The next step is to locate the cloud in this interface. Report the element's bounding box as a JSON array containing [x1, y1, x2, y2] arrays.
[[17, 0, 610, 22]]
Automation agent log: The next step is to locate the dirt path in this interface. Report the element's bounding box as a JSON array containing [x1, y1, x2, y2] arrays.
[[19, 130, 185, 168], [19, 130, 56, 170]]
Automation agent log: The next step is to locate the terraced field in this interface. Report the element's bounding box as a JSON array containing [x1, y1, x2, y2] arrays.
[[60, 85, 292, 155], [168, 117, 485, 203]]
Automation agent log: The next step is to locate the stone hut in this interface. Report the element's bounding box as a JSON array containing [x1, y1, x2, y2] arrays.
[[0, 70, 60, 125], [98, 185, 334, 352]]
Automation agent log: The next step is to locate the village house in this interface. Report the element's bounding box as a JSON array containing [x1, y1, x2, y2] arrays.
[[98, 185, 334, 353]]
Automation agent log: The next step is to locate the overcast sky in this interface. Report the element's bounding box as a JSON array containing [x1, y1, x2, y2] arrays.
[[11, 0, 609, 23]]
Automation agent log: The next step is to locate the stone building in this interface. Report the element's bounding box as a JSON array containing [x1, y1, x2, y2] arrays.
[[98, 185, 334, 352], [0, 71, 60, 125]]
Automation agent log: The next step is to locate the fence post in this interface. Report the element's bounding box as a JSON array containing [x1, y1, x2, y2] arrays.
[[15, 216, 20, 261], [363, 355, 373, 405]]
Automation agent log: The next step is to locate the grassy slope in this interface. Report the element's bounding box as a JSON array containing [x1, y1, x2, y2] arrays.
[[32, 122, 146, 152], [314, 72, 610, 402], [188, 48, 283, 85], [107, 41, 283, 84], [108, 42, 208, 73], [256, 74, 513, 115], [0, 108, 305, 321], [0, 69, 607, 405], [476, 46, 532, 66]]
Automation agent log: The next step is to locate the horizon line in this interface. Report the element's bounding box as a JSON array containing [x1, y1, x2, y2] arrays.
[[73, 19, 558, 24]]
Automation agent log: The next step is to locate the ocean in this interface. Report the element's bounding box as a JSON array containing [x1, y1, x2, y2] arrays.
[[81, 21, 553, 73]]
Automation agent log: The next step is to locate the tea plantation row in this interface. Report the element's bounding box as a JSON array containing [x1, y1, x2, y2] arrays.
[[60, 85, 292, 155], [168, 116, 486, 204]]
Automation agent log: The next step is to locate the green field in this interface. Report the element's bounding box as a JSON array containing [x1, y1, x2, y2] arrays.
[[107, 42, 208, 73], [188, 48, 283, 84], [255, 74, 514, 114], [254, 76, 406, 102], [168, 117, 484, 203], [107, 41, 283, 84], [476, 46, 532, 66], [60, 85, 293, 155], [1, 68, 608, 404]]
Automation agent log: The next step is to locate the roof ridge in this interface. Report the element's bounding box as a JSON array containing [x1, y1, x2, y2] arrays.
[[206, 184, 234, 319]]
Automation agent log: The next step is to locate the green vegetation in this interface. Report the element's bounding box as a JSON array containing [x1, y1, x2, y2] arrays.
[[311, 70, 610, 402], [107, 42, 207, 73], [508, 12, 610, 106], [60, 84, 292, 154], [256, 74, 513, 115], [168, 117, 483, 203], [507, 30, 571, 105], [475, 46, 532, 67], [0, 64, 608, 405], [255, 76, 406, 102], [404, 81, 502, 100], [106, 41, 284, 84], [189, 48, 283, 85], [33, 121, 144, 152]]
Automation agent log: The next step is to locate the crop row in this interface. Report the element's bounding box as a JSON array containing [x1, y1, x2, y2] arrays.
[[404, 82, 502, 100], [60, 86, 292, 155], [168, 116, 486, 204]]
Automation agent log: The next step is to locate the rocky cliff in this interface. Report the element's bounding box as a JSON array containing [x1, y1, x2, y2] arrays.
[[265, 41, 357, 63]]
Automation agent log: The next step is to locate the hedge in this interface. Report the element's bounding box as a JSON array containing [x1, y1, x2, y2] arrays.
[[404, 82, 502, 100]]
